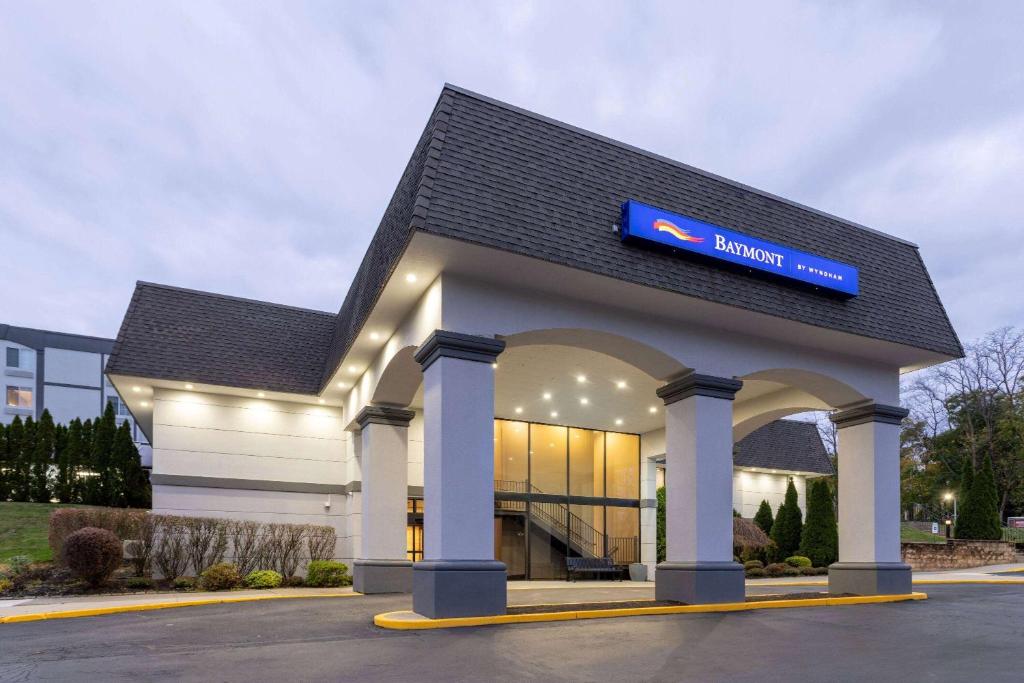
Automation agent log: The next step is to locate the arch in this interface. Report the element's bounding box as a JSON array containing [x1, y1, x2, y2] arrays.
[[370, 345, 421, 407], [501, 328, 688, 381], [739, 368, 866, 408]]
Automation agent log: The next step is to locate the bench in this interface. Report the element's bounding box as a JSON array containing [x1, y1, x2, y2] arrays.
[[566, 557, 622, 582]]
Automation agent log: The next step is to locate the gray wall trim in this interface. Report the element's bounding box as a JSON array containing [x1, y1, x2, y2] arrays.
[[43, 381, 103, 391], [4, 368, 33, 378], [413, 330, 506, 370], [831, 403, 909, 428], [640, 498, 658, 509], [35, 348, 44, 420], [408, 485, 423, 497], [150, 473, 351, 495], [0, 323, 115, 355], [355, 405, 415, 429], [657, 371, 743, 405]]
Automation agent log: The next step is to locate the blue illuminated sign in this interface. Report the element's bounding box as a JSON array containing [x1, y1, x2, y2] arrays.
[[620, 200, 859, 297]]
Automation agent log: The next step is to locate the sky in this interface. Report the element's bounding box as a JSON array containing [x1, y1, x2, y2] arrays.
[[1, 0, 1022, 345]]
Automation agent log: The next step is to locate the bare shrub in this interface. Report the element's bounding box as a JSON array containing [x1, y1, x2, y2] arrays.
[[126, 513, 158, 577], [153, 516, 190, 580], [183, 517, 228, 576], [306, 526, 337, 563], [277, 524, 307, 578], [257, 523, 283, 573], [49, 508, 146, 564], [228, 520, 263, 577]]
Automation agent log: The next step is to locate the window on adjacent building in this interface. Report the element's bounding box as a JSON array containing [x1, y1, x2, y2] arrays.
[[5, 348, 19, 368], [5, 386, 32, 408], [107, 395, 131, 417]]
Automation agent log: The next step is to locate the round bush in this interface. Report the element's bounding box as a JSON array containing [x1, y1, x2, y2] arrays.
[[305, 561, 350, 588], [0, 577, 13, 593], [244, 570, 283, 589], [798, 566, 818, 576], [785, 555, 812, 568], [62, 527, 123, 587], [764, 563, 787, 578], [200, 563, 241, 591], [745, 568, 766, 578], [815, 566, 830, 575], [782, 566, 801, 576], [743, 560, 764, 570]]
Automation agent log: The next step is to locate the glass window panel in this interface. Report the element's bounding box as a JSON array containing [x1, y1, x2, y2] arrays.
[[529, 423, 567, 495], [6, 348, 18, 368], [494, 514, 527, 579], [6, 387, 32, 408], [493, 420, 529, 492], [568, 504, 604, 558], [528, 502, 567, 580], [569, 429, 604, 497], [605, 506, 640, 565], [605, 432, 640, 499]]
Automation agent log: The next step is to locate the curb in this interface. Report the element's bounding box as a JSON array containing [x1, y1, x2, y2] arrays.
[[750, 578, 1024, 587], [0, 592, 359, 625], [373, 592, 928, 630]]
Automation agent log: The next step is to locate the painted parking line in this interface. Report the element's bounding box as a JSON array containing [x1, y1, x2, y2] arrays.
[[374, 592, 929, 630]]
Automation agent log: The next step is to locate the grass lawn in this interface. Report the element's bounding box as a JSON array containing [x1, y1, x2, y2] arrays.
[[901, 523, 948, 544], [0, 502, 87, 562]]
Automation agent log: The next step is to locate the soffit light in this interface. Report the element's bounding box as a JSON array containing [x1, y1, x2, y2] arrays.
[[542, 392, 552, 401], [348, 366, 360, 374], [131, 386, 141, 393], [649, 406, 657, 414], [514, 407, 523, 414], [140, 401, 149, 407], [257, 392, 265, 398], [615, 418, 623, 426], [337, 382, 348, 389], [318, 399, 325, 405], [616, 381, 627, 389], [184, 383, 194, 390], [550, 411, 559, 418], [405, 273, 418, 283], [576, 374, 587, 383], [579, 398, 589, 405], [369, 332, 381, 341]]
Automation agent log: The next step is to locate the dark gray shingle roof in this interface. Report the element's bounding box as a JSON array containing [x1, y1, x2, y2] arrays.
[[322, 84, 961, 386], [105, 282, 335, 394], [734, 420, 834, 475]]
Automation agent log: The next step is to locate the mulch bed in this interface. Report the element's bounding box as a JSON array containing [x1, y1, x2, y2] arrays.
[[508, 592, 841, 614]]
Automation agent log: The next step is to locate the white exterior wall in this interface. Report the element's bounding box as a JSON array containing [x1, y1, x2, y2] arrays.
[[732, 470, 808, 518]]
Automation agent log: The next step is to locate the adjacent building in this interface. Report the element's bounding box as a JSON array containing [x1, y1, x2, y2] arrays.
[[106, 84, 961, 618], [2, 324, 152, 466]]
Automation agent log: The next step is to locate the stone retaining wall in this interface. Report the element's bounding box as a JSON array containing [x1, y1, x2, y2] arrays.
[[901, 540, 1017, 570]]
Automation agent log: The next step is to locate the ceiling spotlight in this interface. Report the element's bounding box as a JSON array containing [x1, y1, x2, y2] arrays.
[[550, 411, 559, 418], [615, 418, 623, 426], [576, 374, 587, 383], [580, 397, 589, 406], [318, 399, 325, 405], [337, 382, 348, 389], [616, 380, 627, 389], [369, 332, 380, 341], [542, 392, 552, 401], [257, 392, 265, 398], [491, 363, 498, 369], [649, 406, 657, 414], [514, 406, 523, 414], [140, 401, 149, 407], [184, 383, 194, 390], [405, 273, 418, 283], [348, 365, 360, 374], [131, 386, 141, 393]]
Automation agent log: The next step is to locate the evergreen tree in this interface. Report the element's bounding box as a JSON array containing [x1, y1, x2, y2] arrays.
[[77, 418, 94, 503], [754, 499, 774, 535], [656, 486, 666, 564], [55, 418, 82, 503], [89, 404, 117, 505], [954, 459, 975, 539], [30, 410, 54, 503], [972, 454, 1002, 540], [769, 479, 803, 561], [0, 421, 7, 501], [111, 420, 149, 507], [799, 479, 838, 567], [12, 416, 34, 501], [5, 417, 25, 501]]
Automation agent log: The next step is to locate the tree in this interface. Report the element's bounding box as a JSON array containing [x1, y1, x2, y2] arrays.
[[955, 459, 975, 538], [77, 419, 93, 503], [89, 404, 118, 505], [971, 454, 1002, 540], [769, 479, 803, 561], [0, 421, 7, 501], [656, 486, 666, 564], [754, 499, 774, 535], [54, 419, 81, 503], [799, 479, 838, 567], [30, 409, 55, 503], [112, 420, 149, 508], [11, 416, 34, 502]]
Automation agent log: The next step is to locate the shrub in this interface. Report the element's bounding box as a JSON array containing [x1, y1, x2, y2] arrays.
[[283, 575, 306, 587], [49, 508, 146, 564], [769, 480, 803, 562], [753, 499, 774, 535], [782, 566, 801, 577], [184, 517, 228, 576], [305, 561, 350, 588], [745, 568, 766, 578], [153, 517, 190, 581], [799, 479, 838, 567], [798, 566, 818, 576], [126, 513, 157, 577], [814, 567, 830, 575], [743, 560, 764, 570], [276, 525, 307, 578], [7, 555, 31, 576], [229, 520, 263, 576], [200, 563, 241, 591], [244, 570, 282, 589], [306, 526, 337, 563], [785, 555, 812, 568], [0, 577, 13, 593], [126, 577, 155, 590], [63, 527, 123, 587], [173, 576, 195, 590], [764, 563, 787, 577]]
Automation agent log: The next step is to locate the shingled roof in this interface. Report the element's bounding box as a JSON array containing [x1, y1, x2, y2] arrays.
[[734, 420, 834, 475], [321, 84, 962, 387], [106, 282, 335, 395]]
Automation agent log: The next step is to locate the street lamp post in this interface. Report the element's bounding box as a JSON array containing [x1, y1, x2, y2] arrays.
[[943, 492, 957, 525]]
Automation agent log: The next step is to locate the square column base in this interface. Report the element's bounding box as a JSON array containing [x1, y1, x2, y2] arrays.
[[412, 560, 507, 618], [828, 562, 912, 596], [353, 560, 413, 594], [655, 561, 745, 604]]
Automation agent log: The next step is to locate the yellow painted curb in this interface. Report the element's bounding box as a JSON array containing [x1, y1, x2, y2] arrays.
[[373, 592, 928, 630], [751, 578, 1024, 587], [0, 592, 359, 625]]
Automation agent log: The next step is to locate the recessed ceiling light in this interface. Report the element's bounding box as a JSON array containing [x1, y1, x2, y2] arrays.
[[405, 273, 418, 283], [318, 399, 325, 404], [140, 401, 149, 407], [576, 374, 587, 383], [131, 386, 141, 393], [542, 392, 552, 401], [337, 382, 348, 389], [348, 366, 359, 374], [615, 418, 623, 426], [514, 406, 523, 414], [491, 363, 498, 369], [550, 411, 559, 418], [257, 392, 265, 398], [616, 381, 627, 389], [580, 397, 589, 406], [184, 383, 194, 390], [369, 332, 380, 341], [649, 406, 657, 414]]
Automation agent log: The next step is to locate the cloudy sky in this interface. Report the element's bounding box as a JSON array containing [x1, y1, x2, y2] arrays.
[[1, 1, 1021, 345]]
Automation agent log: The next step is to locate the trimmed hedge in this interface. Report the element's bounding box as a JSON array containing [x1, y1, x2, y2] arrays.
[[306, 561, 350, 588], [200, 563, 241, 591], [63, 527, 123, 586], [784, 556, 812, 568], [782, 566, 801, 577], [745, 568, 766, 578], [743, 560, 764, 570], [764, 563, 787, 577], [244, 570, 283, 589]]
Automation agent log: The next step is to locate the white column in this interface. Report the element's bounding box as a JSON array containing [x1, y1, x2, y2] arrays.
[[829, 403, 911, 595], [639, 456, 660, 579], [655, 372, 744, 604], [412, 330, 507, 619], [353, 405, 415, 594]]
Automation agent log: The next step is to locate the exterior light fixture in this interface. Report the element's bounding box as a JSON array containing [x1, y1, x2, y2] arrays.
[[369, 332, 380, 341], [132, 386, 141, 393], [648, 406, 657, 414], [257, 392, 266, 398], [615, 418, 623, 426], [348, 366, 359, 374], [576, 374, 587, 383], [140, 401, 150, 407], [550, 411, 559, 418], [514, 406, 523, 414], [318, 399, 325, 405], [542, 392, 552, 401], [337, 382, 348, 389], [616, 381, 627, 389], [184, 383, 194, 390], [491, 363, 498, 369], [580, 397, 589, 405], [405, 273, 418, 283]]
